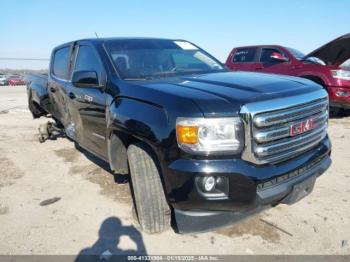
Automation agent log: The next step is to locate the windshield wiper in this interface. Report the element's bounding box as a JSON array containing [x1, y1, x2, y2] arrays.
[[123, 76, 153, 81], [124, 69, 226, 81], [147, 69, 218, 78]]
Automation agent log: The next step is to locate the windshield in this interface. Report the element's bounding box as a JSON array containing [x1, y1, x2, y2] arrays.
[[341, 58, 350, 68], [303, 56, 326, 65], [105, 39, 225, 80], [286, 47, 305, 60]]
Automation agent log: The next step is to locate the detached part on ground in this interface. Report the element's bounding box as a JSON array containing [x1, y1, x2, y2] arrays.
[[38, 121, 64, 143]]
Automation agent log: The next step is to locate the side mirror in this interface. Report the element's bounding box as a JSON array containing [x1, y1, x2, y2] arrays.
[[72, 70, 99, 88], [270, 52, 289, 62]]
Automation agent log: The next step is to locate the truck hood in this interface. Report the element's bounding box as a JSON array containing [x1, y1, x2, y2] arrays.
[[305, 33, 350, 66], [141, 71, 322, 116]]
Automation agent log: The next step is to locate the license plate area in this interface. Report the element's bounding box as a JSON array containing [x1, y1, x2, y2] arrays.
[[281, 175, 316, 205]]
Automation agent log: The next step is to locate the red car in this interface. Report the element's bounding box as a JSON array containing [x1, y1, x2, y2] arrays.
[[225, 34, 350, 114], [7, 76, 25, 86]]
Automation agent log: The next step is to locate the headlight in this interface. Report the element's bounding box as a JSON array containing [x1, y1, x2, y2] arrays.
[[331, 69, 350, 80], [176, 117, 244, 155]]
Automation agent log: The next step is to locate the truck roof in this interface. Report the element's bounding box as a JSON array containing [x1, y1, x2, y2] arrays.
[[53, 37, 187, 50], [232, 45, 286, 49]]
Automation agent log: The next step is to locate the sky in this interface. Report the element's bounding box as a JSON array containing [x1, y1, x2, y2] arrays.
[[0, 0, 349, 69]]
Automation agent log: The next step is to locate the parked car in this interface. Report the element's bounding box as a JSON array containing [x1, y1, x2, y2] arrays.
[[225, 34, 350, 114], [7, 75, 25, 86], [0, 75, 7, 86], [26, 38, 331, 233]]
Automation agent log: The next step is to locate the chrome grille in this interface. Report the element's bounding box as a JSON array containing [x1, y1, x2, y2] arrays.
[[240, 89, 329, 165], [252, 97, 328, 164], [254, 99, 328, 127]]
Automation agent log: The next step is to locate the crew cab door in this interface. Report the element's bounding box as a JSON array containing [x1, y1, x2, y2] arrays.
[[48, 45, 72, 127], [257, 47, 291, 75], [226, 47, 258, 71], [66, 44, 108, 159]]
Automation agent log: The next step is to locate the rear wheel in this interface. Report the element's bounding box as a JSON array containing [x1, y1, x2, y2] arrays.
[[127, 142, 171, 233]]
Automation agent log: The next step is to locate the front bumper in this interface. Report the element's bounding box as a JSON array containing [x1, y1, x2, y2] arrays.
[[328, 86, 350, 109], [164, 137, 331, 233]]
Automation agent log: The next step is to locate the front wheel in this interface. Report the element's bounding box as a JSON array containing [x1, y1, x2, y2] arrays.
[[330, 107, 341, 117], [127, 142, 171, 233]]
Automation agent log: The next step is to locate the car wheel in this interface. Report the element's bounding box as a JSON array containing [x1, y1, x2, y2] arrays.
[[330, 107, 341, 117], [127, 142, 171, 233]]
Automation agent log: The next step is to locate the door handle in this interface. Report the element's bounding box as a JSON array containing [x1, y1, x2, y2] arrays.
[[50, 87, 56, 93], [255, 66, 263, 70], [68, 92, 76, 99]]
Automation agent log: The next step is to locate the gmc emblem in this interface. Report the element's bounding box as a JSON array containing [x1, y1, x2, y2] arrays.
[[290, 119, 315, 136]]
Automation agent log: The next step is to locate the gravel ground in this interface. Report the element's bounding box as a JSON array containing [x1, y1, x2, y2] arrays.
[[0, 86, 349, 257]]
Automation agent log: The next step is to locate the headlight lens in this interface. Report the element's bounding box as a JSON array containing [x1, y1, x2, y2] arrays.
[[331, 69, 350, 80], [176, 117, 244, 155]]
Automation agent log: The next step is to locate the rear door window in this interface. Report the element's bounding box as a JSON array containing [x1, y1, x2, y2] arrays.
[[232, 48, 257, 63], [52, 47, 70, 79]]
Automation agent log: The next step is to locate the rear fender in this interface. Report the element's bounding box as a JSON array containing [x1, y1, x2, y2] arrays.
[[28, 85, 48, 118]]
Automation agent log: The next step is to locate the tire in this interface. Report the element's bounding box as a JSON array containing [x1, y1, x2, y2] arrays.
[[127, 142, 171, 233], [330, 107, 341, 117]]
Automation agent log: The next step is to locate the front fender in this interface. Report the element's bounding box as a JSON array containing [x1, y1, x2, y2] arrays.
[[107, 97, 169, 144], [106, 97, 171, 173], [298, 72, 330, 87]]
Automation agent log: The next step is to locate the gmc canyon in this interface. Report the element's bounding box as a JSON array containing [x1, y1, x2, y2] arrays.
[[26, 38, 332, 234]]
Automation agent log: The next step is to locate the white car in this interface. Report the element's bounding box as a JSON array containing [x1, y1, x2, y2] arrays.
[[0, 75, 7, 86]]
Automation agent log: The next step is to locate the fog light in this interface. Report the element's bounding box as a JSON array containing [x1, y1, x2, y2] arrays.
[[195, 176, 229, 199], [336, 90, 349, 97], [203, 176, 216, 191]]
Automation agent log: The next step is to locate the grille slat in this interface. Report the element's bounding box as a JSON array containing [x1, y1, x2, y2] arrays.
[[254, 99, 328, 128], [255, 125, 327, 157], [251, 97, 328, 164], [254, 111, 328, 143], [255, 134, 326, 163]]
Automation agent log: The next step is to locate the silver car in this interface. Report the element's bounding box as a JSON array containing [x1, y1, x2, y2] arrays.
[[0, 75, 8, 86]]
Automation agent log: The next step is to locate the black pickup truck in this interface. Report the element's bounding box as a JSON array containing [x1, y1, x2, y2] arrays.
[[26, 38, 331, 234]]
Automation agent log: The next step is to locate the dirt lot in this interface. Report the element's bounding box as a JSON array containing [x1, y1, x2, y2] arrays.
[[0, 86, 350, 256]]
